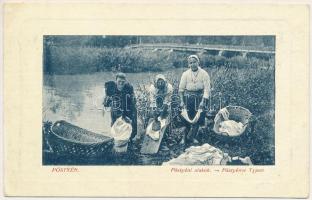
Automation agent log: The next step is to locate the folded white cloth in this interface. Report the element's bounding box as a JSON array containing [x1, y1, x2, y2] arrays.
[[181, 108, 203, 124]]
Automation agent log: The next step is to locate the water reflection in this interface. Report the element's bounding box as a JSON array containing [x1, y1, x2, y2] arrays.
[[43, 73, 107, 134], [43, 70, 184, 136]]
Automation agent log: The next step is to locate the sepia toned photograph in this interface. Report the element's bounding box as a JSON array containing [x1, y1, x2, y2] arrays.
[[42, 35, 275, 166]]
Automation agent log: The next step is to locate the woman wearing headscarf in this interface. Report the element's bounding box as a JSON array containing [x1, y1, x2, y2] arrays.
[[146, 74, 173, 151], [178, 55, 211, 145], [148, 74, 173, 121]]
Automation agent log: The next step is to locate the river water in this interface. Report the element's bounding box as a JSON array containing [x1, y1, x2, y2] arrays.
[[43, 69, 187, 165]]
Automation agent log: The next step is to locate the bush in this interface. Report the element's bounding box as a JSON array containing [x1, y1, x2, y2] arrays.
[[49, 46, 102, 74], [45, 46, 274, 74], [132, 66, 275, 164], [198, 66, 275, 165], [46, 47, 170, 74], [209, 67, 274, 115]]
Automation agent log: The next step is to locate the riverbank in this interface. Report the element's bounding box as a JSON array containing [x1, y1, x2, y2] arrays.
[[43, 110, 274, 165], [44, 46, 274, 74], [43, 65, 275, 165]]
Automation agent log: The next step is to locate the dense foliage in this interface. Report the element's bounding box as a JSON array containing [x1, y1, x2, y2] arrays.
[[44, 35, 275, 48], [132, 66, 275, 165], [201, 68, 275, 165], [44, 46, 274, 75]]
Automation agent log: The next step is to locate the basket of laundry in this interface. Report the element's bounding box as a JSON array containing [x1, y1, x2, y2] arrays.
[[213, 106, 252, 137]]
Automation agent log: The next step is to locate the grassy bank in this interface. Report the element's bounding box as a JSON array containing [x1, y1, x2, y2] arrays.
[[44, 46, 274, 74], [43, 66, 275, 165], [134, 67, 275, 165]]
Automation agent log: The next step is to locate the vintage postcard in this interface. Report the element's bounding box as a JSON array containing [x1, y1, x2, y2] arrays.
[[3, 2, 309, 198]]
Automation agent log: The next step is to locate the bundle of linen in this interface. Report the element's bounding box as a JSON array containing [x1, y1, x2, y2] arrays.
[[163, 143, 231, 165], [214, 107, 245, 136], [163, 143, 253, 165], [111, 116, 132, 152]]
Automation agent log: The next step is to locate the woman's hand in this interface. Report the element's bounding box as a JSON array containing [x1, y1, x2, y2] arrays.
[[199, 98, 208, 110], [103, 96, 112, 107], [219, 108, 230, 120], [122, 115, 132, 124], [179, 92, 185, 109], [180, 101, 185, 109]]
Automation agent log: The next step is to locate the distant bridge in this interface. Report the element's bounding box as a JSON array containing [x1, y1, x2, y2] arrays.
[[126, 43, 275, 58]]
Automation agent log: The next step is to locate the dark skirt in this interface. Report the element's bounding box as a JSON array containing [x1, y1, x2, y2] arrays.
[[183, 90, 206, 126]]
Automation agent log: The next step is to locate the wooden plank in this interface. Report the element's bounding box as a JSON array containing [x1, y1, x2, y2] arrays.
[[140, 118, 170, 155]]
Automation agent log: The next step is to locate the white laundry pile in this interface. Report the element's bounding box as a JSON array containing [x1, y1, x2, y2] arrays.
[[219, 120, 244, 136], [111, 117, 132, 152], [163, 143, 253, 165], [111, 117, 132, 141], [162, 143, 231, 165], [215, 107, 245, 136]]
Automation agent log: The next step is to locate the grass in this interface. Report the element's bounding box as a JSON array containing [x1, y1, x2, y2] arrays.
[[133, 67, 274, 165], [43, 65, 275, 165]]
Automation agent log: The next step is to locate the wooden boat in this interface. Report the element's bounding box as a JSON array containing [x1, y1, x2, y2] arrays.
[[48, 120, 114, 157]]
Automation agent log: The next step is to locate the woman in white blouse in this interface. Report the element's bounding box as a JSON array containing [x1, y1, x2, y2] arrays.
[[178, 55, 211, 145]]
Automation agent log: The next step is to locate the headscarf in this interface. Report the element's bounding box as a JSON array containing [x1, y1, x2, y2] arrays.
[[187, 55, 200, 63], [154, 74, 168, 94], [154, 74, 166, 84], [116, 72, 126, 80]]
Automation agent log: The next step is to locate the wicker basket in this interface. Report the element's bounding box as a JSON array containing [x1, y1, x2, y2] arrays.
[[48, 120, 114, 157], [213, 106, 252, 137]]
